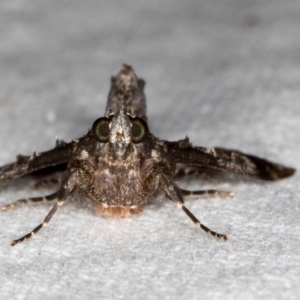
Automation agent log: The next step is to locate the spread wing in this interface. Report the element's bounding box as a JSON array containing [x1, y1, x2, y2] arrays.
[[166, 139, 295, 181]]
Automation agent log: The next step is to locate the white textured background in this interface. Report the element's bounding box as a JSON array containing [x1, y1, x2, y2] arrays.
[[0, 1, 300, 299]]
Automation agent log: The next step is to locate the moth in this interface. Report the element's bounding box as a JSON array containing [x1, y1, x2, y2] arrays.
[[1, 64, 295, 246]]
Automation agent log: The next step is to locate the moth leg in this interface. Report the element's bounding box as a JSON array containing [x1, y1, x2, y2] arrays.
[[139, 165, 227, 240], [34, 178, 60, 189], [10, 175, 76, 246], [180, 188, 234, 198], [10, 201, 64, 246], [2, 192, 59, 211], [178, 202, 227, 240], [161, 177, 227, 240]]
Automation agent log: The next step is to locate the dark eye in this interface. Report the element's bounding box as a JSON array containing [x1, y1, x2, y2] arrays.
[[92, 117, 110, 143], [131, 118, 148, 143]]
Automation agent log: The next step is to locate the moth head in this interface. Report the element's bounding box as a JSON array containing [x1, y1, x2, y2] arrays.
[[92, 105, 148, 160]]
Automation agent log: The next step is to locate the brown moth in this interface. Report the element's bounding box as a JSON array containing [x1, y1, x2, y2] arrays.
[[0, 64, 295, 246]]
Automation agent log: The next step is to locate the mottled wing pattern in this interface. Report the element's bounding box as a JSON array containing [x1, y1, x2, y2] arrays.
[[0, 141, 73, 185], [165, 138, 295, 180]]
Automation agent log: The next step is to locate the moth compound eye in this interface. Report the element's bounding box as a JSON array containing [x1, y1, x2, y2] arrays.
[[92, 117, 110, 143], [131, 118, 148, 143]]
